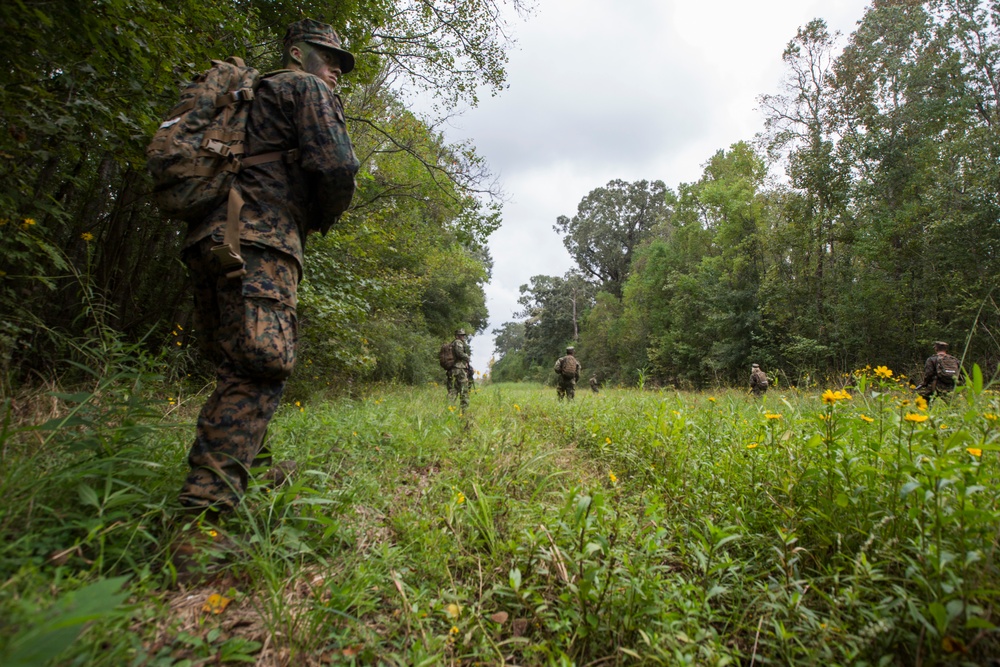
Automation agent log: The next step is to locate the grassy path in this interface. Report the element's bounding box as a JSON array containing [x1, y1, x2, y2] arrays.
[[2, 380, 1000, 665]]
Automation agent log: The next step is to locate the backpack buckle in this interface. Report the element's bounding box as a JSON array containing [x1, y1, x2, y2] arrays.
[[202, 138, 234, 158], [210, 243, 246, 279]]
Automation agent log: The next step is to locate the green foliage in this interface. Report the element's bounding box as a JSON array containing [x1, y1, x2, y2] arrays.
[[0, 0, 513, 390], [4, 363, 1000, 664], [553, 179, 673, 298], [495, 5, 1000, 387]]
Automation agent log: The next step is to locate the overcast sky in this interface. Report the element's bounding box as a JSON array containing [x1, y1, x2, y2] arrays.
[[442, 0, 872, 373]]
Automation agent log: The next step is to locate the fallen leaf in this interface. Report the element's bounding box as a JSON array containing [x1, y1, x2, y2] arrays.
[[202, 593, 231, 615], [490, 611, 508, 624]]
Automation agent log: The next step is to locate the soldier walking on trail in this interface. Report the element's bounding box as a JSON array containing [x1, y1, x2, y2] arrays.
[[917, 341, 962, 402], [750, 363, 768, 398], [177, 19, 359, 520], [589, 375, 599, 393], [449, 329, 472, 411], [554, 347, 581, 400]]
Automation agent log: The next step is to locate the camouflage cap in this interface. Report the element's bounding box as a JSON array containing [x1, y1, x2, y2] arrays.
[[752, 363, 759, 368], [455, 328, 467, 336], [284, 19, 355, 74], [934, 341, 949, 349], [566, 346, 575, 353]]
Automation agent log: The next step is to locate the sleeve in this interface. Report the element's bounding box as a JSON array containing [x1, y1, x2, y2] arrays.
[[295, 80, 361, 233], [922, 357, 937, 386], [453, 340, 469, 363]]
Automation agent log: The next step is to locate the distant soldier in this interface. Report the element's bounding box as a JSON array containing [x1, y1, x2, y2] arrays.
[[589, 375, 599, 393], [750, 363, 768, 397], [449, 329, 471, 410], [917, 341, 961, 401], [554, 346, 581, 400]]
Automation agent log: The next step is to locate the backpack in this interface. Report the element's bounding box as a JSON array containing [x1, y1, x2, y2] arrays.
[[439, 341, 455, 370], [558, 356, 579, 378], [752, 369, 768, 388], [937, 354, 960, 384], [146, 58, 260, 222]]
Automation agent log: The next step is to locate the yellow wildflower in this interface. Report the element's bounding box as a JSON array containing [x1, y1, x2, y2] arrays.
[[207, 529, 218, 538], [900, 399, 911, 407], [605, 437, 611, 445], [818, 414, 831, 421], [822, 389, 852, 405], [859, 414, 874, 423], [608, 471, 618, 484], [708, 397, 717, 402], [904, 413, 928, 423], [450, 626, 460, 636], [765, 413, 782, 420], [21, 217, 36, 229], [175, 341, 181, 346], [915, 396, 928, 411], [967, 448, 983, 457], [746, 443, 758, 449], [874, 366, 893, 379], [513, 404, 520, 411], [985, 414, 998, 421], [456, 492, 465, 504], [448, 406, 456, 412], [80, 232, 94, 242], [295, 401, 301, 407]]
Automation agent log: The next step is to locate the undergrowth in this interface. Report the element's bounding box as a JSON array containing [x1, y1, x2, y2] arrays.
[[1, 368, 998, 666]]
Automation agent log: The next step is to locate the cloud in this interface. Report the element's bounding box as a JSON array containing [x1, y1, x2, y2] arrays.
[[448, 0, 871, 372]]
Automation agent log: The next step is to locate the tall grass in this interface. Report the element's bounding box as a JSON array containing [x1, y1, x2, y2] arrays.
[[1, 371, 997, 665]]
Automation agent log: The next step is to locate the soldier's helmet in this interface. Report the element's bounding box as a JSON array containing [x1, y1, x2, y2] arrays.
[[566, 346, 575, 353], [284, 19, 355, 73], [934, 341, 949, 350], [455, 328, 467, 336]]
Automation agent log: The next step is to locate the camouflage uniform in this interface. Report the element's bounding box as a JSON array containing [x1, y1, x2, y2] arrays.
[[554, 351, 580, 400], [750, 364, 768, 397], [589, 376, 599, 393], [919, 349, 960, 400], [449, 334, 471, 411], [179, 33, 359, 511]]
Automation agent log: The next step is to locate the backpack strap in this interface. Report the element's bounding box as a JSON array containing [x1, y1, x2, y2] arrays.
[[209, 149, 301, 279], [211, 187, 248, 279]]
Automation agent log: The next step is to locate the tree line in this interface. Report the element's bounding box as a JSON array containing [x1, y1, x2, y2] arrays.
[[0, 0, 533, 392], [491, 1, 1000, 388]]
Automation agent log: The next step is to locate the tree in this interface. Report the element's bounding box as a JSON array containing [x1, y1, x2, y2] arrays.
[[0, 0, 526, 388], [516, 272, 596, 368], [553, 179, 673, 298]]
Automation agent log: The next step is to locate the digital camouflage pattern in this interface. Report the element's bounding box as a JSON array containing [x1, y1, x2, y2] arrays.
[[179, 56, 358, 510], [750, 366, 768, 397], [919, 352, 961, 399], [449, 336, 471, 410], [184, 68, 360, 269], [555, 354, 580, 400], [180, 239, 298, 509]]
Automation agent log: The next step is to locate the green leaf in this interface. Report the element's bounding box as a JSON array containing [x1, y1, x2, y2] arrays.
[[508, 567, 521, 592]]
